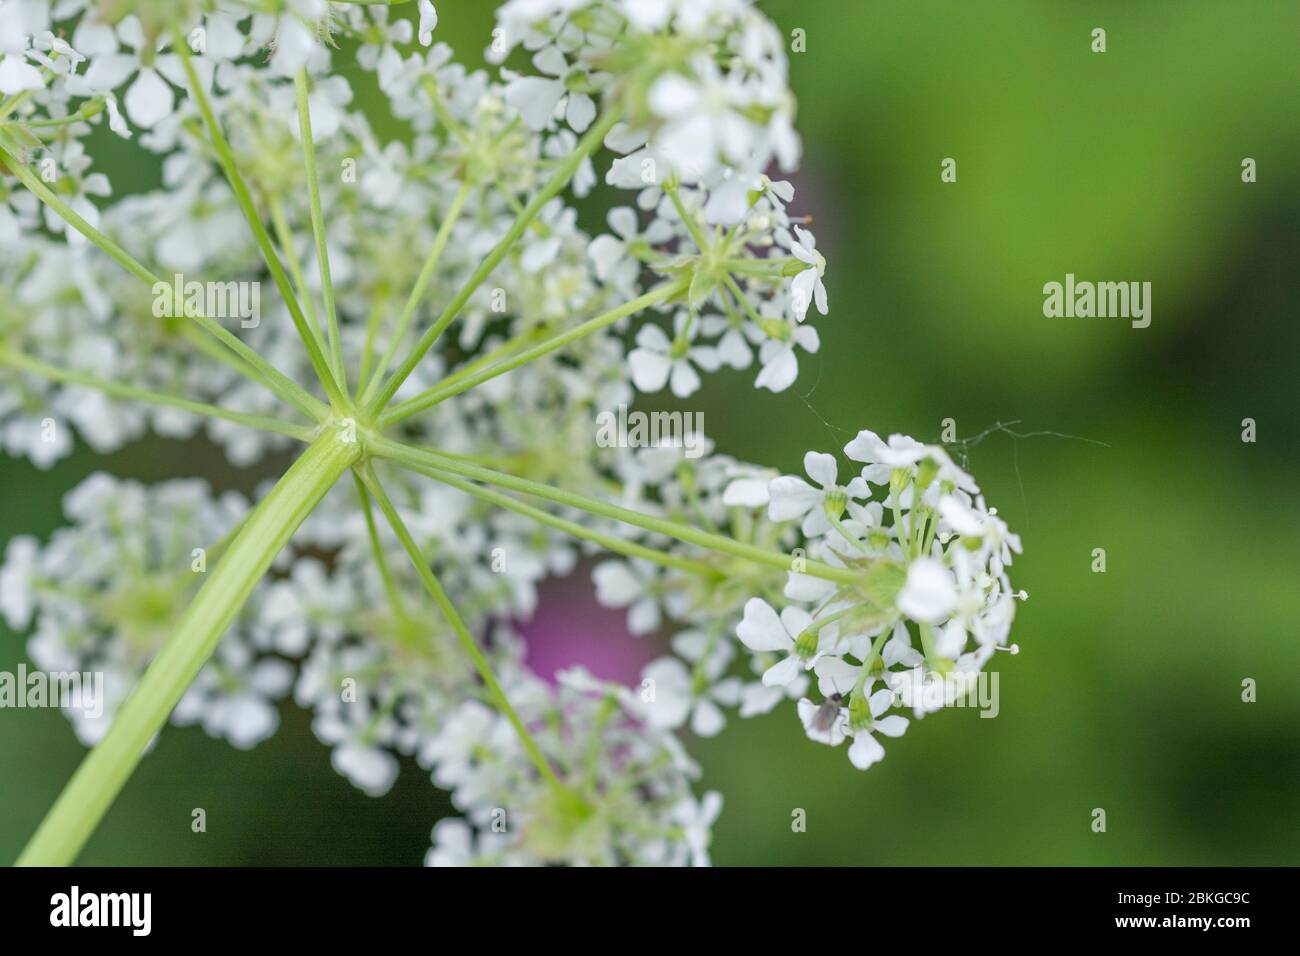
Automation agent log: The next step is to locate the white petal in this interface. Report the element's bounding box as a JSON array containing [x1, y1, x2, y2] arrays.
[[565, 92, 596, 132], [608, 206, 638, 239], [874, 715, 909, 738], [668, 359, 701, 398], [647, 72, 699, 118], [628, 347, 672, 392], [803, 451, 838, 489], [766, 475, 820, 521], [0, 55, 43, 94], [790, 268, 817, 321], [722, 477, 769, 508], [843, 429, 886, 463], [868, 687, 895, 718], [848, 733, 885, 770], [736, 598, 790, 653], [332, 745, 398, 796], [123, 67, 173, 128], [691, 699, 726, 737], [592, 561, 641, 605], [417, 0, 438, 45], [897, 558, 959, 624], [504, 75, 564, 130], [762, 653, 801, 688], [754, 348, 798, 392]]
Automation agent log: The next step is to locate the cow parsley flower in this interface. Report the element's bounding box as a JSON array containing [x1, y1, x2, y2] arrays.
[[0, 1, 1023, 866]]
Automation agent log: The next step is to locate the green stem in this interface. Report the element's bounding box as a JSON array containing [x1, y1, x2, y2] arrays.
[[401, 458, 724, 580], [16, 433, 360, 866], [0, 139, 328, 422], [358, 466, 574, 795], [354, 285, 390, 398], [294, 69, 348, 390], [175, 38, 349, 412], [370, 435, 862, 586], [352, 472, 408, 619], [0, 347, 314, 442], [380, 277, 686, 426], [666, 185, 711, 253], [359, 178, 473, 406], [269, 194, 327, 344], [0, 89, 34, 122], [366, 106, 622, 413]]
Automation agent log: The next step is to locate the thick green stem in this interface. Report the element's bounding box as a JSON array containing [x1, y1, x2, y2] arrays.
[[16, 434, 360, 866], [366, 107, 622, 413], [371, 435, 863, 586]]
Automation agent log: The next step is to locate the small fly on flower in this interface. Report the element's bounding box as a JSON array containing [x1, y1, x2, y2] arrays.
[[811, 692, 846, 736]]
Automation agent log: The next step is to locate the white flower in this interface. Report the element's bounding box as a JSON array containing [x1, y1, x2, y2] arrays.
[[71, 15, 186, 130], [754, 319, 819, 392], [0, 535, 38, 630], [592, 558, 662, 634], [897, 557, 959, 624], [627, 313, 721, 398], [736, 597, 821, 687], [788, 225, 827, 321], [640, 639, 740, 737], [647, 55, 756, 181], [797, 696, 848, 746], [332, 743, 400, 797], [504, 45, 596, 132], [845, 688, 908, 770], [768, 451, 870, 536], [671, 790, 723, 866]]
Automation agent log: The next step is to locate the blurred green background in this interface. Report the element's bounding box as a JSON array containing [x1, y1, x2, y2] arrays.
[[3, 0, 1298, 865]]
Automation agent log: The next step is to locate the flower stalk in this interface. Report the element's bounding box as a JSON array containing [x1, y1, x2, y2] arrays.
[[16, 432, 360, 866]]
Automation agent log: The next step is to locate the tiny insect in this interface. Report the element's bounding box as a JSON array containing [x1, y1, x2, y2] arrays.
[[810, 692, 845, 736]]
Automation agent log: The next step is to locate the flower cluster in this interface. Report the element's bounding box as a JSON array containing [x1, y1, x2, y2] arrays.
[[0, 1, 1020, 866], [426, 669, 718, 866], [0, 475, 291, 749]]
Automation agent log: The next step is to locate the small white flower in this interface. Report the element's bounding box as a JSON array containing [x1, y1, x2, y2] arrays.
[[845, 688, 909, 770], [768, 451, 870, 536], [0, 535, 39, 630], [627, 313, 721, 398], [592, 558, 662, 634], [754, 319, 819, 392], [332, 743, 400, 797], [736, 597, 821, 687], [671, 790, 723, 866], [504, 45, 595, 132], [788, 225, 828, 321], [897, 557, 959, 624]]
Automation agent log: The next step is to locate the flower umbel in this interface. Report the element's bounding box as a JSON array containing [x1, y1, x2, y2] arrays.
[[0, 0, 1021, 867]]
